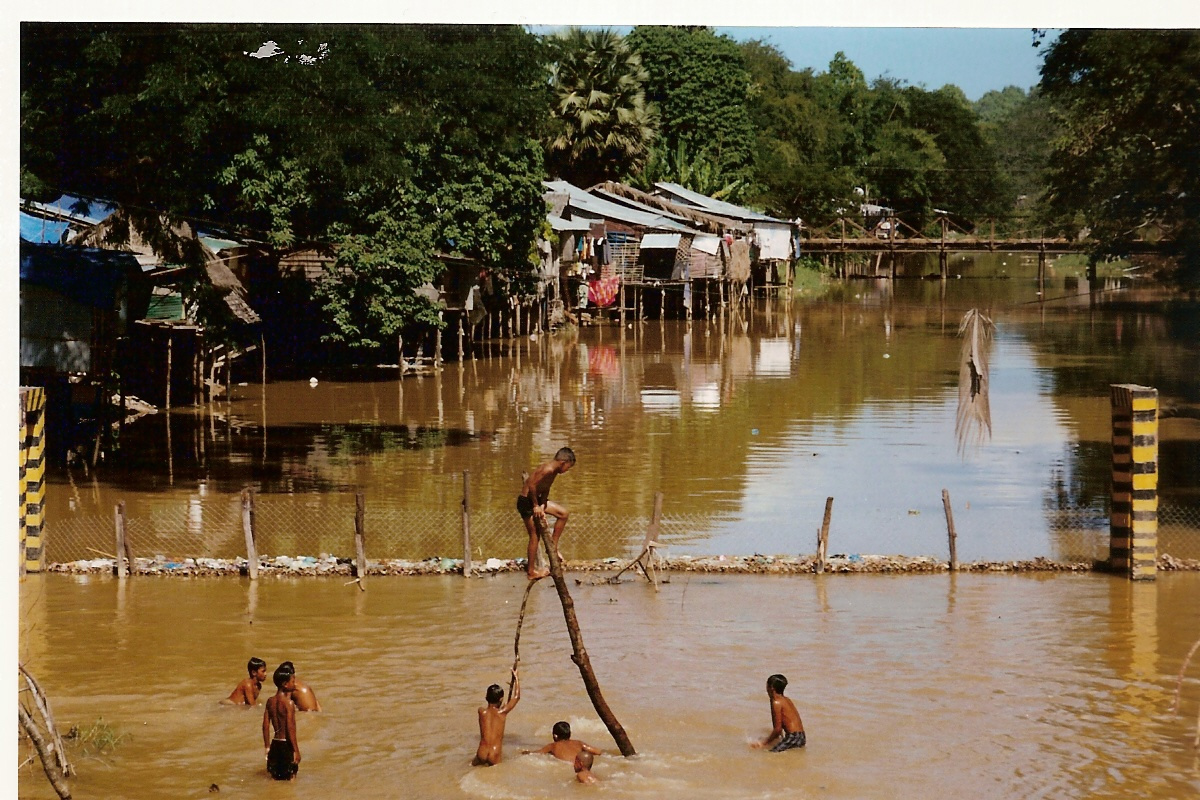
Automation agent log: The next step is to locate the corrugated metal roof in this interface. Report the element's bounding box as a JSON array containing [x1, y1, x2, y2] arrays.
[[544, 180, 693, 233], [640, 233, 682, 249], [548, 214, 592, 232], [654, 182, 785, 224], [200, 236, 244, 252], [590, 189, 694, 223], [20, 241, 142, 309]]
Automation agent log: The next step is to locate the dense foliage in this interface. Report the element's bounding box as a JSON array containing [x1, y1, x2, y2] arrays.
[[1039, 29, 1200, 285], [544, 27, 657, 189], [21, 23, 549, 348]]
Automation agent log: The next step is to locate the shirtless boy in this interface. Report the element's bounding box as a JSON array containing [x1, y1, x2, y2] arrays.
[[278, 661, 321, 711], [473, 670, 521, 766], [574, 751, 598, 784], [517, 447, 576, 579], [751, 673, 806, 752], [222, 657, 267, 705], [524, 720, 602, 763], [262, 664, 301, 780]]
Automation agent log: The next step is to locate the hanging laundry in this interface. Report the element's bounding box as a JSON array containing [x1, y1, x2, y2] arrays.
[[587, 276, 620, 308]]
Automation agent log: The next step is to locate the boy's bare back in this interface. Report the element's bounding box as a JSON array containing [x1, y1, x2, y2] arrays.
[[473, 672, 520, 766], [538, 739, 600, 763]]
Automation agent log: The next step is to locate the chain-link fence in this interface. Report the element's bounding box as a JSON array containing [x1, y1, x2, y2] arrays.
[[41, 493, 1200, 566]]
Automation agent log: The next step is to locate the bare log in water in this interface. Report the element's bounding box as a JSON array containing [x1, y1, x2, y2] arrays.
[[532, 513, 636, 756], [19, 706, 71, 799], [1171, 635, 1200, 715], [19, 664, 72, 778]]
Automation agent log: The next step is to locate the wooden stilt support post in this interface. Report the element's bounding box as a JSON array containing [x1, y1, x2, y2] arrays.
[[816, 497, 833, 574], [242, 488, 258, 580], [532, 512, 636, 756], [114, 501, 128, 578], [458, 316, 465, 362], [353, 491, 368, 584], [461, 471, 472, 577], [164, 333, 172, 411], [942, 489, 958, 571]]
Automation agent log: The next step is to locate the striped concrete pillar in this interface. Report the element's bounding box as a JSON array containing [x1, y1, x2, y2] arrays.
[[20, 387, 47, 573], [1110, 384, 1158, 580]]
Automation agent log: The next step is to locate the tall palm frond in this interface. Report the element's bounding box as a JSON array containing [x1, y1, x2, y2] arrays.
[[955, 308, 995, 456]]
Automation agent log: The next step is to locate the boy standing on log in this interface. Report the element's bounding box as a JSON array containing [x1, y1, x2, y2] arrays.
[[473, 669, 521, 766], [263, 664, 301, 780], [751, 674, 806, 752], [517, 447, 576, 580], [222, 657, 267, 705]]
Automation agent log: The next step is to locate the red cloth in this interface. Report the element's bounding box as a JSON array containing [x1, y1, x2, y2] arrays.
[[587, 276, 620, 308]]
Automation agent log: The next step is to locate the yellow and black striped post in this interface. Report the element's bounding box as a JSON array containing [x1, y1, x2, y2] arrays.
[[20, 387, 47, 574], [1110, 384, 1158, 580]]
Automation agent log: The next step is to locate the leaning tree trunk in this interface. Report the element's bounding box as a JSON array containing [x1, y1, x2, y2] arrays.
[[19, 704, 71, 799], [533, 514, 636, 756]]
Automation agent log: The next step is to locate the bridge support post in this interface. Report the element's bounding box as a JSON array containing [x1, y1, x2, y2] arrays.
[[939, 250, 948, 279], [1110, 384, 1158, 581]]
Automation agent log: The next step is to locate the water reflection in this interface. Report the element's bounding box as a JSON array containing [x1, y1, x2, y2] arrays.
[[42, 254, 1200, 562]]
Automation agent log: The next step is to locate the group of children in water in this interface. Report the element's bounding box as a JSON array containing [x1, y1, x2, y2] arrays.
[[224, 448, 804, 782], [224, 659, 804, 783]]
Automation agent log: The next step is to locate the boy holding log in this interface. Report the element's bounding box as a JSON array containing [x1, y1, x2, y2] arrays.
[[472, 669, 521, 766], [751, 673, 806, 752], [517, 447, 576, 580], [221, 657, 267, 705]]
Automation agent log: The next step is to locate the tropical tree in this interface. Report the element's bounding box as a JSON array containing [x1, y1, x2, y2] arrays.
[[544, 27, 657, 188], [1039, 29, 1200, 285], [625, 26, 757, 199]]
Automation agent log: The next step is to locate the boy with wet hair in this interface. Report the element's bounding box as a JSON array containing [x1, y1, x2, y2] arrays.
[[517, 447, 576, 580], [574, 750, 598, 784], [263, 664, 301, 780], [278, 661, 321, 711], [472, 669, 521, 766], [523, 720, 602, 762], [222, 657, 267, 705], [752, 673, 806, 752]]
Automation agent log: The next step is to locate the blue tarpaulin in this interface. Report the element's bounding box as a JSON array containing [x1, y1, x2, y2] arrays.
[[20, 240, 142, 309]]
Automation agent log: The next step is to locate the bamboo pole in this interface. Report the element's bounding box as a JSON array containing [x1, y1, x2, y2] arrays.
[[164, 333, 172, 411], [461, 471, 472, 577], [242, 488, 258, 580], [114, 501, 128, 579], [508, 579, 537, 697], [354, 492, 367, 583], [817, 497, 833, 574], [532, 512, 636, 756], [942, 489, 958, 571]]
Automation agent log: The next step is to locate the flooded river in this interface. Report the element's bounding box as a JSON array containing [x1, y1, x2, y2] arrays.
[[45, 254, 1200, 563], [17, 572, 1200, 798], [20, 256, 1200, 797]]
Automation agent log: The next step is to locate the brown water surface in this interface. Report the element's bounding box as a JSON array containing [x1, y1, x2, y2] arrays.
[[16, 572, 1200, 799]]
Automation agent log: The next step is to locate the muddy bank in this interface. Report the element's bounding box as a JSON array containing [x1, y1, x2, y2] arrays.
[[43, 551, 1200, 577]]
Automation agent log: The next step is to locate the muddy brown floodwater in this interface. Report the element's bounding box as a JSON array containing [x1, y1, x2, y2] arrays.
[[17, 571, 1200, 799]]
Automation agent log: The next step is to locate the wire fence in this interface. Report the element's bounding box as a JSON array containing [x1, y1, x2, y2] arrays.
[[41, 494, 1200, 567]]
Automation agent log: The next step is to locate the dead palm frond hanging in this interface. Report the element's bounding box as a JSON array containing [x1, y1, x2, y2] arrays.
[[956, 309, 995, 456]]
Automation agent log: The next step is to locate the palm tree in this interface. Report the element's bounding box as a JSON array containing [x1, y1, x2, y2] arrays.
[[545, 28, 658, 188]]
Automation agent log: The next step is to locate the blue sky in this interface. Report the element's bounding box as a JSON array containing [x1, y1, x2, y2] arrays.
[[716, 27, 1047, 101]]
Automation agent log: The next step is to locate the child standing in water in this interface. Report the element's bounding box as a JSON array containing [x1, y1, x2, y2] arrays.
[[222, 657, 267, 705], [473, 670, 521, 766], [751, 674, 806, 752], [263, 664, 301, 780]]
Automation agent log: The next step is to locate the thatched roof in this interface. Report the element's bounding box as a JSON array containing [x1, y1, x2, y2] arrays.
[[591, 182, 749, 234]]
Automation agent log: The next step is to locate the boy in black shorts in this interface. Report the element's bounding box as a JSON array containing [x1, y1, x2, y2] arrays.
[[517, 447, 575, 579]]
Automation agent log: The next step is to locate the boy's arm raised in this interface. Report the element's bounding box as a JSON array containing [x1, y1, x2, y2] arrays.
[[503, 671, 521, 713]]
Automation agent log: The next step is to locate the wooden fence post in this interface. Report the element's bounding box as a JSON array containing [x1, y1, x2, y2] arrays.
[[114, 501, 128, 579], [817, 497, 833, 574], [242, 489, 258, 580], [354, 492, 367, 582], [461, 471, 472, 577], [942, 489, 958, 571]]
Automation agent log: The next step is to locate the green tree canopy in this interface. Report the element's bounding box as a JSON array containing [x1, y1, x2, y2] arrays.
[[21, 23, 550, 347], [1039, 29, 1200, 285], [544, 27, 658, 189]]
